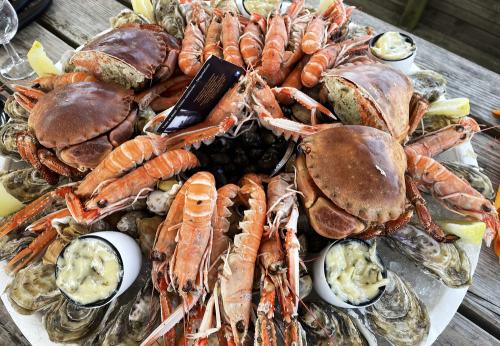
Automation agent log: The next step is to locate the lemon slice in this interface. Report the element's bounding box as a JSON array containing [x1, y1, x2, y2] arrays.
[[0, 184, 24, 217], [131, 0, 154, 22], [437, 220, 486, 244], [425, 98, 470, 118], [158, 179, 177, 192], [27, 40, 61, 77]]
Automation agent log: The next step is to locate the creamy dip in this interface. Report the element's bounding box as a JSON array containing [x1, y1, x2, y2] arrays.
[[243, 0, 281, 16], [56, 238, 122, 305], [371, 32, 415, 61], [325, 241, 388, 305]]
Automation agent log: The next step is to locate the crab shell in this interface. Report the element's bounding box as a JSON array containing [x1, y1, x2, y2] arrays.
[[297, 125, 407, 238], [321, 62, 413, 142], [71, 25, 178, 88], [29, 81, 136, 169]]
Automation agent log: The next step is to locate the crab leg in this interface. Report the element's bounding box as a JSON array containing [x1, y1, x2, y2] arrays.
[[38, 148, 83, 178], [408, 94, 429, 136], [31, 72, 97, 91]]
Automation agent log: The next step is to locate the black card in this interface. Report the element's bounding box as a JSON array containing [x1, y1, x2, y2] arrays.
[[157, 56, 245, 134]]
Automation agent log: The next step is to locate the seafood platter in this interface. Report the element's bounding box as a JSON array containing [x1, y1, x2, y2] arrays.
[[0, 0, 498, 345]]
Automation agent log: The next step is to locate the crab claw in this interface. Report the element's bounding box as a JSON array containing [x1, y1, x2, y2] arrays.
[[7, 227, 57, 273], [13, 85, 45, 111], [65, 191, 100, 224], [272, 87, 336, 124]]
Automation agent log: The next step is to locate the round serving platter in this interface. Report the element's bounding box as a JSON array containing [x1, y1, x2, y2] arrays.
[[0, 14, 483, 345]]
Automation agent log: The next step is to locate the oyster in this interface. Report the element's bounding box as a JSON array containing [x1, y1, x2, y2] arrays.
[[418, 115, 460, 133], [0, 120, 27, 159], [7, 262, 61, 314], [443, 162, 495, 200], [116, 211, 149, 237], [366, 271, 430, 346], [1, 168, 56, 203], [299, 274, 313, 299], [43, 220, 93, 264], [146, 180, 182, 214], [43, 297, 107, 343], [137, 216, 163, 255], [300, 301, 368, 346], [347, 22, 375, 39], [110, 9, 149, 28], [0, 231, 36, 261], [410, 70, 447, 103], [388, 225, 471, 287], [3, 95, 29, 120], [153, 0, 185, 39], [101, 279, 160, 345]]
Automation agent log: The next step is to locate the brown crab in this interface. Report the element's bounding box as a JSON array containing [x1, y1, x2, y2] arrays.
[[295, 123, 499, 242], [14, 72, 140, 184], [320, 61, 429, 142], [70, 23, 180, 89]]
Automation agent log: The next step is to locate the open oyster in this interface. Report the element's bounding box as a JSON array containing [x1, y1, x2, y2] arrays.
[[43, 297, 107, 343], [443, 162, 495, 200], [366, 271, 430, 346], [1, 168, 56, 203], [0, 231, 36, 261], [110, 9, 149, 28], [410, 70, 447, 103], [7, 262, 61, 315], [153, 0, 185, 39], [300, 301, 368, 346], [388, 225, 471, 288], [3, 95, 29, 120], [0, 120, 27, 159]]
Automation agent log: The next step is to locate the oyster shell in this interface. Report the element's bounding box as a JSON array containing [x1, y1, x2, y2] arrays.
[[443, 162, 495, 200], [110, 9, 149, 28], [153, 0, 186, 39], [366, 271, 430, 346], [300, 301, 368, 346], [3, 95, 29, 120], [146, 181, 182, 214], [410, 70, 447, 103], [388, 225, 471, 288], [43, 297, 107, 343], [299, 274, 313, 299], [1, 168, 56, 203], [7, 262, 61, 314], [137, 216, 163, 255], [0, 231, 36, 261], [0, 120, 27, 159]]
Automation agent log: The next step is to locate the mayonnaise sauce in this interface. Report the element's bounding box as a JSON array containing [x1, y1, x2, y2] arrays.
[[56, 238, 122, 305], [325, 241, 388, 305], [243, 0, 281, 16], [371, 32, 415, 61]]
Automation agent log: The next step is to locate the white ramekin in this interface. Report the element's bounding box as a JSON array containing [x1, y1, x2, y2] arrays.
[[368, 32, 417, 75], [313, 238, 387, 309], [56, 231, 142, 308]]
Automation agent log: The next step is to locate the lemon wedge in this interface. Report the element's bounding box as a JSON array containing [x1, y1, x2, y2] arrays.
[[27, 40, 61, 77], [131, 0, 155, 22], [425, 98, 470, 118], [158, 179, 177, 192], [437, 220, 486, 244], [0, 184, 24, 217]]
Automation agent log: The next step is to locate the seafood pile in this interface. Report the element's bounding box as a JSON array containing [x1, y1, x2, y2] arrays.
[[0, 0, 499, 345]]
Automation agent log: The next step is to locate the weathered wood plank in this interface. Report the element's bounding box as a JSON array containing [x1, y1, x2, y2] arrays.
[[472, 133, 500, 188], [351, 10, 500, 133], [37, 0, 128, 46], [435, 312, 499, 346], [0, 23, 72, 89], [400, 0, 429, 30], [0, 302, 29, 346]]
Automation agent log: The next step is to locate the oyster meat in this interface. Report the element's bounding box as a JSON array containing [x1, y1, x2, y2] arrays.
[[7, 262, 61, 314], [443, 162, 495, 200], [110, 9, 149, 28], [300, 301, 368, 346], [388, 225, 471, 288], [0, 120, 28, 159], [43, 297, 107, 343], [409, 70, 447, 103], [3, 95, 29, 120], [366, 271, 430, 346]]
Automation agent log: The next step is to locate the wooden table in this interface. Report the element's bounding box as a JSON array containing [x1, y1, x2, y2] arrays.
[[0, 1, 499, 345]]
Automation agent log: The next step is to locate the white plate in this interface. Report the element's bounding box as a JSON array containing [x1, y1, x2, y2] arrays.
[[0, 57, 482, 345]]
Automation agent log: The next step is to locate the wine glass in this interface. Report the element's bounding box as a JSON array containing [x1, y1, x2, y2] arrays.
[[0, 0, 34, 80]]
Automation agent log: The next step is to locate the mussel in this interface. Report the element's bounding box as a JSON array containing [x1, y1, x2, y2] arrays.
[[388, 225, 471, 288], [410, 70, 447, 103], [365, 271, 430, 346], [7, 262, 61, 315], [1, 168, 56, 203], [443, 162, 495, 200], [43, 297, 107, 343], [300, 301, 368, 346]]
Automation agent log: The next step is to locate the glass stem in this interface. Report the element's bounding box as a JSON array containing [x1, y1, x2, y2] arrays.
[[3, 42, 22, 65]]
